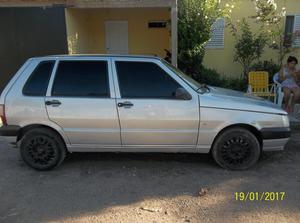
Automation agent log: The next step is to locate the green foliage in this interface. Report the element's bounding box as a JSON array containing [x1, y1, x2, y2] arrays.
[[177, 0, 246, 91], [250, 60, 281, 82], [220, 77, 248, 92], [250, 0, 296, 65], [178, 0, 234, 74], [192, 66, 222, 86], [251, 0, 284, 25], [230, 18, 267, 79], [192, 66, 247, 92]]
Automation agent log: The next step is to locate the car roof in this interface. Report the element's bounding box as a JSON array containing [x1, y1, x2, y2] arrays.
[[31, 54, 162, 60]]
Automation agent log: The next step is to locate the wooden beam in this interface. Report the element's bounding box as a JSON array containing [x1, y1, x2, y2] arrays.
[[0, 0, 176, 8], [171, 0, 178, 67], [0, 0, 66, 7]]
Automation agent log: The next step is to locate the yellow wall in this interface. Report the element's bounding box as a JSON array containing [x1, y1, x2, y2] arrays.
[[203, 0, 300, 78], [65, 8, 171, 58]]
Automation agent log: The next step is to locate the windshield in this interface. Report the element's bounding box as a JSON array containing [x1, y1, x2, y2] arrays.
[[162, 60, 202, 91]]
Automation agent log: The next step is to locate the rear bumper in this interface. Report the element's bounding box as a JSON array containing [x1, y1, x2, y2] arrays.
[[261, 127, 291, 151], [0, 125, 20, 145], [0, 125, 20, 136]]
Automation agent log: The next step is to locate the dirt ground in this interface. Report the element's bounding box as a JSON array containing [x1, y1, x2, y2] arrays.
[[0, 131, 299, 223]]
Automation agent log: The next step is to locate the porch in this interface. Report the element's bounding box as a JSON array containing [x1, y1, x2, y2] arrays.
[[64, 0, 178, 65]]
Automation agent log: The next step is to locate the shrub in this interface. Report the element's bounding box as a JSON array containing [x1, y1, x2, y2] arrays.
[[192, 66, 222, 86], [250, 60, 281, 82], [192, 66, 247, 92], [220, 77, 248, 92]]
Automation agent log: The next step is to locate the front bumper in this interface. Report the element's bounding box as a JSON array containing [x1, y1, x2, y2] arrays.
[[261, 127, 291, 140], [263, 138, 290, 151], [261, 127, 291, 151]]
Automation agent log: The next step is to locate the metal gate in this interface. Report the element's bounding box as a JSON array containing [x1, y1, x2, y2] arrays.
[[0, 7, 68, 92]]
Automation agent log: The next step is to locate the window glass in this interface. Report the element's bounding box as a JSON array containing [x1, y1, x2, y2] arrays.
[[116, 61, 181, 98], [162, 60, 201, 91], [23, 61, 54, 96], [284, 16, 295, 47], [52, 61, 109, 97]]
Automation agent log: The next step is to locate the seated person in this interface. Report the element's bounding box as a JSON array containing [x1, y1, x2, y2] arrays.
[[276, 56, 300, 113]]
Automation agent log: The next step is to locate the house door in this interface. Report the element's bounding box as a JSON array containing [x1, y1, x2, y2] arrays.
[[105, 21, 129, 54]]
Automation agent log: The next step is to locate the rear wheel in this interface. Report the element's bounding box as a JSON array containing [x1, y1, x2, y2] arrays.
[[212, 127, 261, 170], [20, 128, 66, 171]]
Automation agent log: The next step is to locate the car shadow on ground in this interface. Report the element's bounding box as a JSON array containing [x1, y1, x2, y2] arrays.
[[0, 133, 300, 223]]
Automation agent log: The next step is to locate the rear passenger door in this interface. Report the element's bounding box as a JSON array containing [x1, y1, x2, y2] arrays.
[[45, 58, 121, 148]]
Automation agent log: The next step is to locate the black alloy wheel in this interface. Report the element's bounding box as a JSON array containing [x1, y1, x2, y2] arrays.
[[212, 128, 261, 170], [20, 128, 66, 170]]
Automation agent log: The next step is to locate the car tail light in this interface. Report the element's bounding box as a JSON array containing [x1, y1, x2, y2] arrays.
[[0, 104, 7, 126]]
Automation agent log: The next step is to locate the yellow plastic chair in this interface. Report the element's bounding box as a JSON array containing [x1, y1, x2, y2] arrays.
[[247, 71, 276, 101]]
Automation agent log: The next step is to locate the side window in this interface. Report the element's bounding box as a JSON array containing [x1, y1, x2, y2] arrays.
[[284, 15, 300, 47], [116, 61, 181, 99], [22, 61, 55, 96], [284, 16, 295, 47], [52, 61, 109, 97]]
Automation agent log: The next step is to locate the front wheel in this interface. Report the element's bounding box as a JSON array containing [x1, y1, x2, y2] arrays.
[[211, 127, 261, 170], [20, 128, 67, 171]]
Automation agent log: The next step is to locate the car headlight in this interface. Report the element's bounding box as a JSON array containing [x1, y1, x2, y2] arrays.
[[282, 115, 290, 128]]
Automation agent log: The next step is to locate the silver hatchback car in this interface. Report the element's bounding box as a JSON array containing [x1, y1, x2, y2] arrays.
[[0, 55, 291, 170]]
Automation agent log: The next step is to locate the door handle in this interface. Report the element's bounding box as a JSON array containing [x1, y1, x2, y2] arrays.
[[45, 100, 62, 106], [118, 101, 134, 108]]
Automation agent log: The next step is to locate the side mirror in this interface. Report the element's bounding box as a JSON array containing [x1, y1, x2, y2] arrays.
[[175, 87, 192, 100]]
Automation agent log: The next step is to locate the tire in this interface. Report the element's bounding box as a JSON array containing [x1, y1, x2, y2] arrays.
[[211, 127, 261, 170], [20, 128, 67, 171]]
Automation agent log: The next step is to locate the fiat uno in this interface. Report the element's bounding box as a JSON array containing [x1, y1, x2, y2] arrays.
[[0, 55, 291, 170]]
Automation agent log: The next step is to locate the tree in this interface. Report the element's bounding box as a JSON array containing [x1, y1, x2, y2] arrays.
[[178, 0, 235, 74], [251, 0, 299, 66], [230, 18, 267, 78]]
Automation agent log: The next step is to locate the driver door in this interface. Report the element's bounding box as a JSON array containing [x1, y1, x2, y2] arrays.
[[112, 59, 200, 149]]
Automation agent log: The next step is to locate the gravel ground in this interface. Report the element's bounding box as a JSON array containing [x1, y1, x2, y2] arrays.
[[0, 132, 299, 223]]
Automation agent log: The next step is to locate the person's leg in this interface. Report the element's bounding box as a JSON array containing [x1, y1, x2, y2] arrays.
[[283, 87, 292, 112], [290, 87, 300, 113]]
